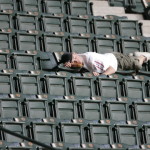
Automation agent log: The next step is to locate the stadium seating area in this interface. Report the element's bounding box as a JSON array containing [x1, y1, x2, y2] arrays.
[[0, 0, 150, 150]]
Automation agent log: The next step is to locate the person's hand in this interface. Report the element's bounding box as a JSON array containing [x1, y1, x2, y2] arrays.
[[64, 62, 71, 67], [93, 72, 99, 76]]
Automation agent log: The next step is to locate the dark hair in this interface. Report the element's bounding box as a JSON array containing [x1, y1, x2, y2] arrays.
[[60, 52, 72, 64]]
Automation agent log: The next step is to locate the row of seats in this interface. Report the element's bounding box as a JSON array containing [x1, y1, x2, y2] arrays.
[[0, 71, 149, 101], [1, 30, 150, 54], [0, 97, 150, 123], [0, 10, 144, 36], [0, 0, 93, 16], [0, 119, 150, 149], [109, 0, 145, 14], [0, 43, 150, 72]]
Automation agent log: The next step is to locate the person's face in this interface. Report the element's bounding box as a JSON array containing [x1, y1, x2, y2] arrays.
[[71, 53, 82, 65]]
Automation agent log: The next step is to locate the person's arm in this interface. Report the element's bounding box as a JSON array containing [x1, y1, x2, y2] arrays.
[[102, 66, 116, 75]]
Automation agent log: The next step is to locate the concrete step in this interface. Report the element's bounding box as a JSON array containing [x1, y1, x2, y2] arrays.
[[92, 6, 125, 16], [123, 14, 144, 20]]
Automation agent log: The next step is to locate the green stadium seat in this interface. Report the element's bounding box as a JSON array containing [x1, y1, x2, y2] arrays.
[[66, 0, 92, 16], [0, 99, 22, 119], [0, 121, 27, 143], [0, 50, 11, 70], [104, 101, 129, 123], [94, 35, 119, 54], [95, 77, 121, 101], [0, 73, 15, 98], [23, 99, 49, 119], [113, 124, 139, 148], [91, 16, 116, 35], [16, 73, 42, 96], [116, 20, 142, 36], [120, 36, 144, 55], [42, 74, 69, 98], [141, 125, 150, 146], [79, 100, 103, 122], [41, 0, 65, 14], [51, 99, 78, 120], [30, 122, 60, 147], [0, 12, 13, 30], [66, 16, 91, 34], [130, 0, 145, 13], [40, 14, 65, 33], [87, 123, 113, 149], [13, 31, 39, 51], [130, 102, 150, 122], [60, 122, 85, 148], [109, 0, 129, 7], [68, 34, 93, 53], [40, 32, 67, 52], [121, 78, 145, 102], [14, 12, 39, 32], [0, 0, 16, 11], [17, 0, 41, 13], [69, 76, 95, 99], [0, 31, 13, 50], [11, 51, 39, 71]]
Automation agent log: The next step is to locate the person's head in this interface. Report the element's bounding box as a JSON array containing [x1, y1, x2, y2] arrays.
[[60, 52, 83, 68]]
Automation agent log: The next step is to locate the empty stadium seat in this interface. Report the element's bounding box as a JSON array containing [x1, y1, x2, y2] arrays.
[[91, 16, 116, 35], [141, 125, 150, 147], [0, 0, 16, 11], [0, 121, 27, 144], [17, 0, 41, 13], [109, 0, 129, 7], [69, 76, 95, 99], [51, 99, 78, 120], [13, 31, 40, 51], [15, 73, 42, 96], [42, 74, 69, 98], [40, 14, 65, 33], [11, 51, 39, 71], [40, 32, 67, 52], [0, 31, 13, 50], [66, 0, 92, 16], [14, 12, 39, 32], [116, 20, 142, 36], [130, 102, 150, 122], [120, 36, 144, 54], [30, 122, 56, 144], [30, 121, 63, 149], [93, 35, 119, 54], [0, 99, 22, 120], [130, 0, 145, 14], [66, 15, 91, 34], [104, 101, 129, 123], [121, 78, 145, 102], [0, 73, 16, 98], [41, 0, 65, 14], [95, 77, 121, 101], [23, 99, 49, 119], [113, 124, 140, 148], [79, 100, 103, 122], [87, 123, 113, 149], [0, 11, 13, 30], [68, 34, 93, 53], [59, 122, 85, 148], [0, 50, 11, 70]]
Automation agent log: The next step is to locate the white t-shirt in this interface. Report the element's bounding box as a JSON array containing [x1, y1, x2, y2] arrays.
[[79, 52, 118, 73]]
